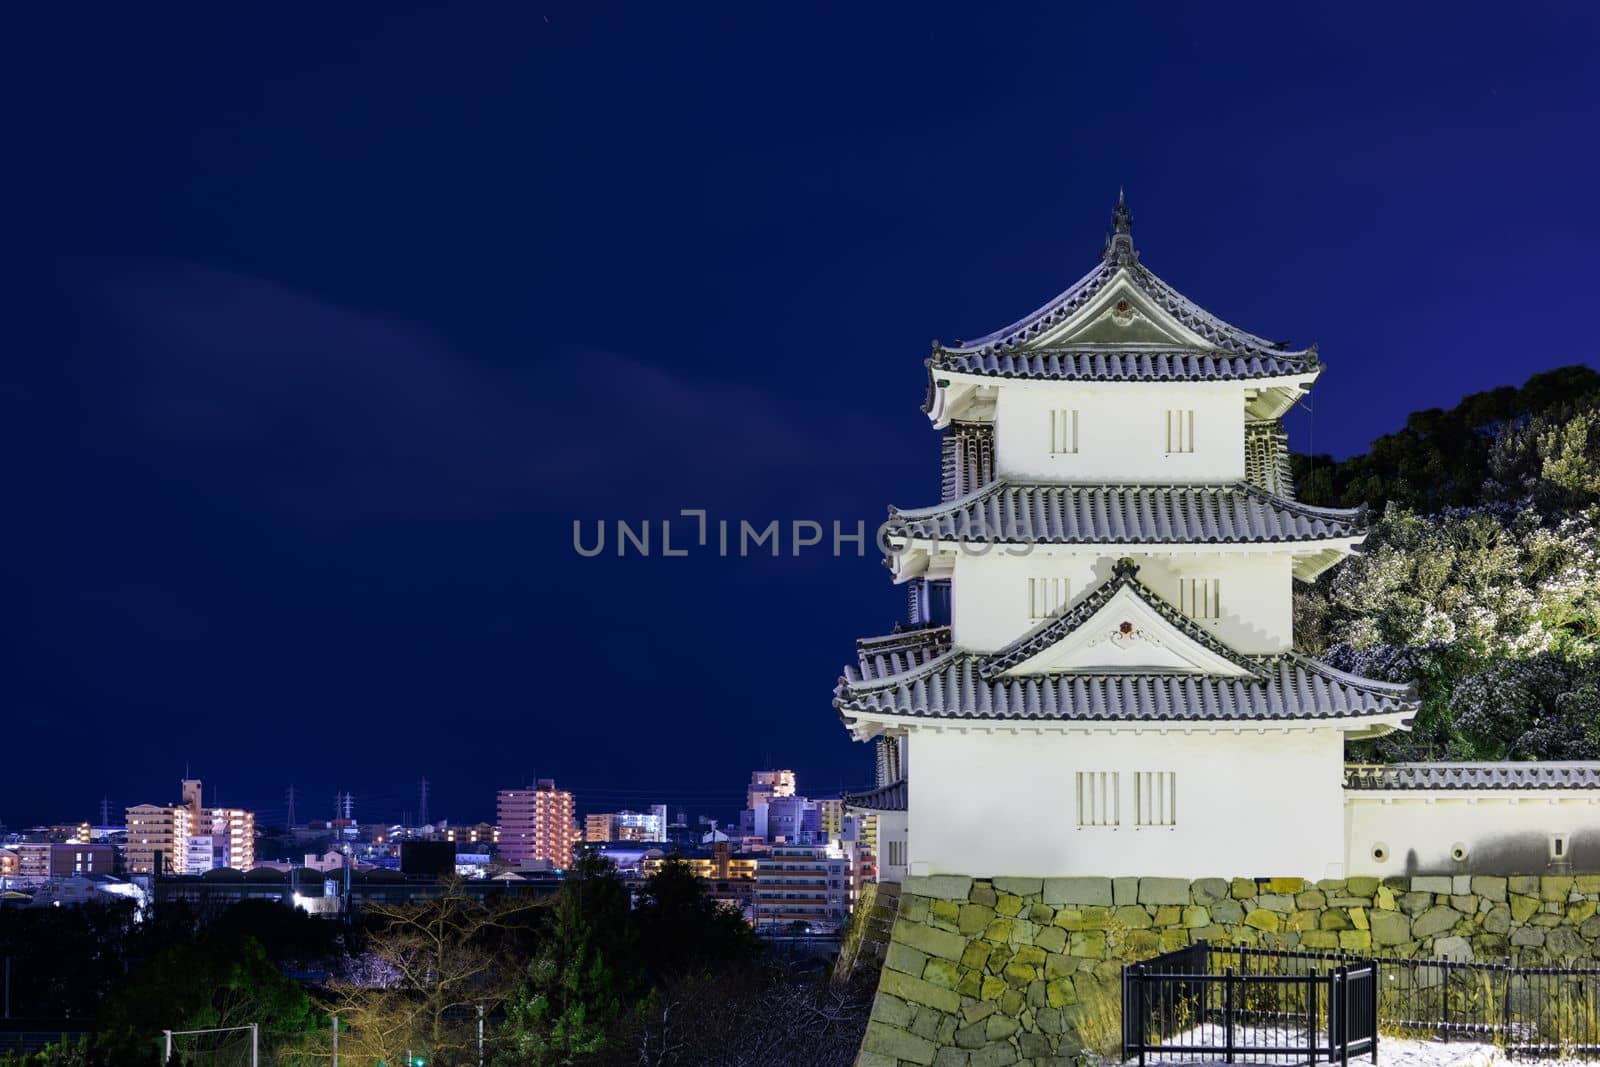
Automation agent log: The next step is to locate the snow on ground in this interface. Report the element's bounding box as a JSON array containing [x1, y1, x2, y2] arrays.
[[1125, 1022, 1578, 1067]]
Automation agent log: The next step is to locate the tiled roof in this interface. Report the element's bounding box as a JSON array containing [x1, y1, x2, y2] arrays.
[[836, 652, 1416, 724], [889, 482, 1365, 546], [843, 779, 907, 812], [836, 563, 1415, 725], [851, 627, 953, 683], [924, 198, 1317, 391], [930, 348, 1317, 384], [1344, 763, 1600, 791]]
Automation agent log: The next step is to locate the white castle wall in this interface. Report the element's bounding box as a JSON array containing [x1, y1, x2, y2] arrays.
[[1346, 791, 1600, 876], [951, 551, 1294, 654], [909, 727, 1346, 880], [992, 380, 1246, 484]]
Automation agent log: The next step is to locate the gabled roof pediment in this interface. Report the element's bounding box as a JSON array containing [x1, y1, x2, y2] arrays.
[[978, 561, 1264, 681], [1018, 270, 1209, 351], [993, 583, 1257, 678]]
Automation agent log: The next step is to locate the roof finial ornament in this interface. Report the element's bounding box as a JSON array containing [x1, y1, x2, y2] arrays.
[[1103, 188, 1137, 267], [1112, 556, 1140, 579]]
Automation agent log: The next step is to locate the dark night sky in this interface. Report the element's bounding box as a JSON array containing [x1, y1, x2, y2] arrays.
[[3, 4, 1597, 830]]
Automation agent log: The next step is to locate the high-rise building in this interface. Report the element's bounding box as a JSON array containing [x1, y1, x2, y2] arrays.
[[124, 778, 254, 874], [753, 843, 852, 932], [497, 779, 576, 869], [584, 806, 668, 843], [746, 770, 796, 811]]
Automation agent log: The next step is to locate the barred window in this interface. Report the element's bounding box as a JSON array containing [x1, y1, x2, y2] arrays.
[[1076, 771, 1120, 827], [1134, 771, 1177, 827], [1178, 578, 1221, 620], [1165, 409, 1195, 454], [1028, 577, 1070, 620], [1050, 409, 1079, 455]]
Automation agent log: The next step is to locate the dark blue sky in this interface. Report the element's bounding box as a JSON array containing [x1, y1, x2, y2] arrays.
[[3, 4, 1597, 829]]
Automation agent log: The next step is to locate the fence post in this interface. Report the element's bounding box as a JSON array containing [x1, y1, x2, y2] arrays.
[[1500, 957, 1512, 1052], [1308, 967, 1320, 1066], [1339, 966, 1350, 1067], [1441, 959, 1451, 1043], [1224, 967, 1235, 1065], [1135, 964, 1147, 1067], [1370, 963, 1380, 1064]]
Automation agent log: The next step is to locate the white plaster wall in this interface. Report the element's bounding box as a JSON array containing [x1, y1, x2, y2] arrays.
[[950, 551, 1294, 654], [993, 381, 1246, 484], [1345, 793, 1600, 876], [877, 810, 909, 884], [910, 728, 1346, 879]]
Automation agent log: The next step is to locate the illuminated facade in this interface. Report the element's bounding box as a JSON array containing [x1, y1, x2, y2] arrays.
[[497, 779, 576, 868]]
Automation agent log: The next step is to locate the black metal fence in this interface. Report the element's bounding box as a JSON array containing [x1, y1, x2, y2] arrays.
[[1123, 942, 1377, 1066], [1228, 946, 1600, 1059]]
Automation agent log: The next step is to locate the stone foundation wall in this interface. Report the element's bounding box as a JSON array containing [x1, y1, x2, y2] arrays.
[[858, 873, 1600, 1067]]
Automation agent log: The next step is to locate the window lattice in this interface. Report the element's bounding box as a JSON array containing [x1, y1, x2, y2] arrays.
[[1134, 771, 1177, 827], [1028, 577, 1070, 620], [1076, 772, 1120, 827], [1050, 409, 1079, 455], [1244, 420, 1296, 499], [1178, 578, 1221, 620], [941, 422, 995, 501], [1165, 409, 1196, 454]]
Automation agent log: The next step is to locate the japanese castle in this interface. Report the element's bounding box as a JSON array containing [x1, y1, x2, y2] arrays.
[[837, 195, 1423, 882]]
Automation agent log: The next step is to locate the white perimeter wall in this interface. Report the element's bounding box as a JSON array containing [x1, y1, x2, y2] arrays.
[[993, 381, 1246, 484], [951, 551, 1294, 654], [1346, 792, 1600, 876], [910, 728, 1346, 879]]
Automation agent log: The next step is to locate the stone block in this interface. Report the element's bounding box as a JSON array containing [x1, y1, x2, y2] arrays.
[[900, 921, 970, 962], [1541, 876, 1577, 902], [883, 973, 962, 1019], [1319, 910, 1351, 931], [1413, 906, 1461, 939], [1192, 878, 1230, 904], [1301, 929, 1340, 949], [1412, 876, 1453, 895], [995, 893, 1024, 918], [969, 1045, 1019, 1067], [1548, 926, 1587, 957], [931, 899, 960, 924], [1139, 877, 1193, 906], [1509, 876, 1540, 895], [1029, 903, 1055, 925], [1287, 910, 1320, 932], [924, 958, 961, 989], [1399, 891, 1434, 916], [1371, 910, 1412, 946], [1510, 895, 1541, 922], [863, 1023, 939, 1066], [1296, 890, 1327, 910], [1450, 895, 1479, 915], [1510, 926, 1546, 948], [1230, 877, 1258, 899], [871, 992, 916, 1028], [954, 1020, 987, 1049], [984, 1013, 1018, 1040], [1046, 976, 1077, 1008], [1184, 905, 1211, 928], [1452, 875, 1472, 895], [1070, 930, 1107, 957], [1113, 876, 1140, 905], [1211, 899, 1245, 924], [1035, 925, 1066, 954], [1374, 885, 1397, 911], [1114, 905, 1153, 929], [1266, 877, 1305, 894], [887, 941, 930, 976], [911, 1005, 943, 1041], [1483, 905, 1512, 934], [1433, 935, 1473, 961], [905, 875, 974, 901], [1568, 900, 1597, 925], [979, 975, 1006, 1001], [1465, 876, 1504, 902], [1244, 909, 1280, 933], [1350, 906, 1369, 931], [1339, 930, 1371, 951], [969, 882, 997, 907], [992, 876, 1042, 897], [1582, 914, 1600, 939], [1043, 877, 1113, 906], [1255, 893, 1295, 913], [1576, 875, 1600, 894], [932, 1049, 970, 1067], [983, 917, 1013, 943], [1345, 876, 1381, 898], [959, 903, 996, 936], [1151, 905, 1181, 927]]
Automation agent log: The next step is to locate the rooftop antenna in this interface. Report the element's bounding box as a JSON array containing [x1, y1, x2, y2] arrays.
[[419, 777, 430, 827], [285, 785, 297, 829], [100, 796, 110, 826]]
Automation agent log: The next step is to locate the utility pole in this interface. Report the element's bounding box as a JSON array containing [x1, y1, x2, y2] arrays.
[[99, 796, 111, 827], [419, 777, 429, 828], [331, 1013, 339, 1067]]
